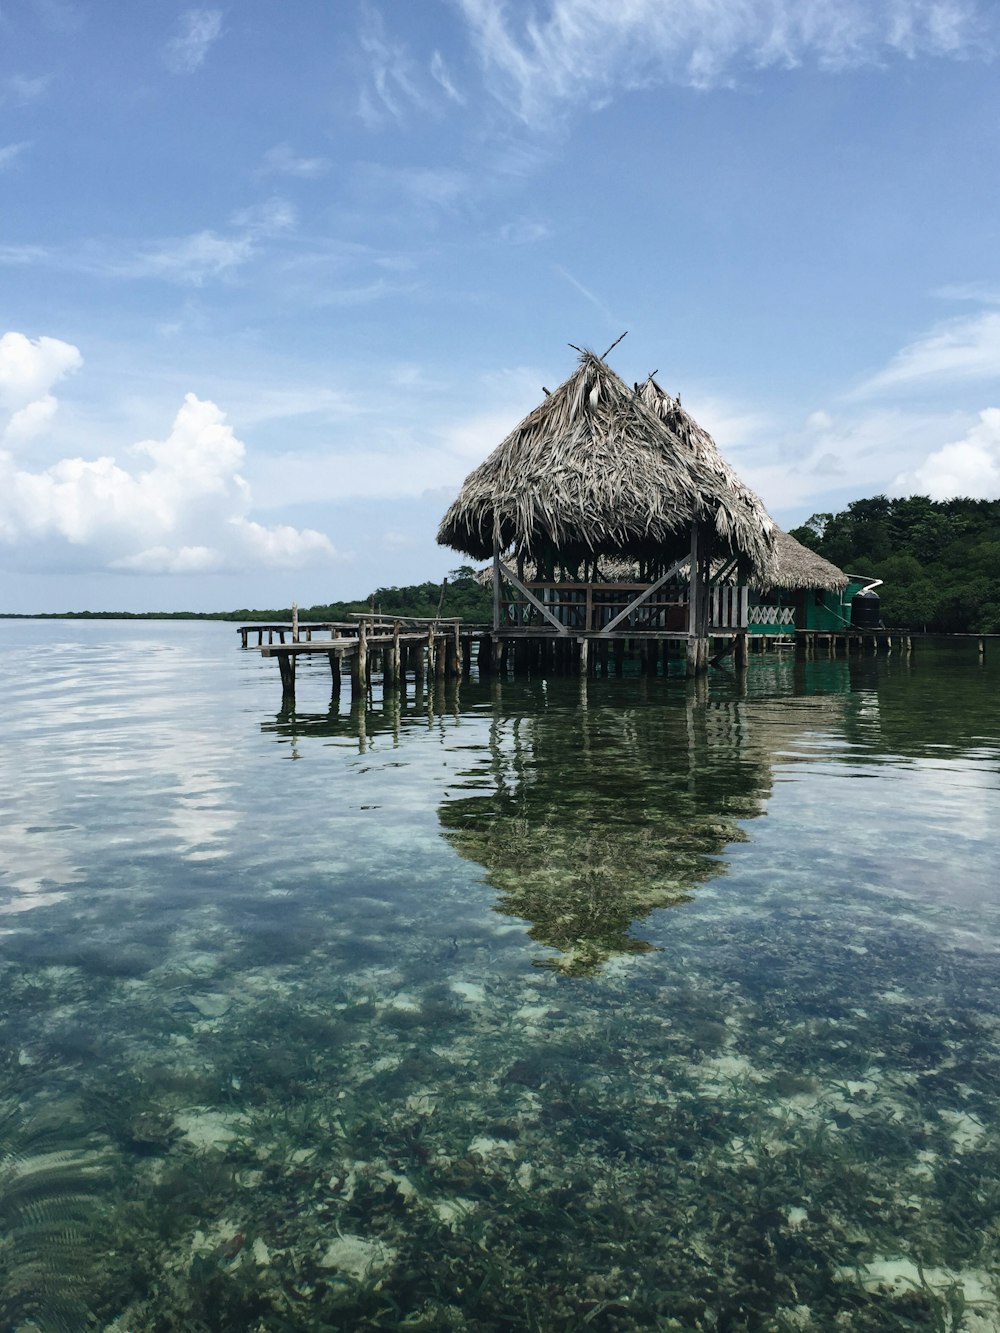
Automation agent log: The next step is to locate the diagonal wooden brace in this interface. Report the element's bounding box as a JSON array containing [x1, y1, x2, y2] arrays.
[[498, 561, 570, 634], [599, 555, 688, 635]]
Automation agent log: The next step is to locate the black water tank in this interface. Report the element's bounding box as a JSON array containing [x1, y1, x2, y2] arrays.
[[851, 588, 881, 630]]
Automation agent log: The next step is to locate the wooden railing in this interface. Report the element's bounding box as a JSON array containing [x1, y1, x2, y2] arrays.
[[500, 580, 749, 634]]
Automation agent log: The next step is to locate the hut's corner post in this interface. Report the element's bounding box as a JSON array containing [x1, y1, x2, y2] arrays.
[[492, 540, 501, 632], [686, 522, 703, 677]]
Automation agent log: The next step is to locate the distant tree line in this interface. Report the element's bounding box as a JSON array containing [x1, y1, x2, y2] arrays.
[[4, 567, 493, 624], [789, 496, 1000, 633]]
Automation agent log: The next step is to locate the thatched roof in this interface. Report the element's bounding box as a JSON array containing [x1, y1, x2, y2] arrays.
[[765, 529, 848, 591], [636, 375, 775, 570], [437, 351, 776, 574]]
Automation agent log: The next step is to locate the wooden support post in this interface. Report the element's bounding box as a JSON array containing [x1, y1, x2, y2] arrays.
[[578, 637, 589, 676], [461, 635, 472, 678], [478, 634, 492, 675], [356, 620, 368, 696], [328, 651, 341, 692], [491, 636, 503, 675], [435, 634, 447, 681], [445, 631, 459, 679], [277, 651, 295, 702], [292, 600, 299, 642], [493, 543, 502, 631], [240, 628, 248, 648], [388, 623, 401, 688], [734, 630, 747, 671], [979, 636, 986, 660], [614, 637, 625, 677], [647, 638, 659, 676]]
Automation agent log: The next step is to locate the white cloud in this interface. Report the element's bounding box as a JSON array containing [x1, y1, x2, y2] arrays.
[[164, 9, 223, 74], [0, 331, 82, 444], [894, 408, 1000, 499], [0, 142, 30, 170], [258, 143, 331, 179], [742, 407, 984, 512], [0, 390, 338, 573], [0, 331, 82, 409], [4, 395, 59, 444], [455, 0, 989, 124], [854, 311, 1000, 395]]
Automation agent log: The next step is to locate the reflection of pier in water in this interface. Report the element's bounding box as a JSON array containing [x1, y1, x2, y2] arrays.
[[262, 666, 862, 973]]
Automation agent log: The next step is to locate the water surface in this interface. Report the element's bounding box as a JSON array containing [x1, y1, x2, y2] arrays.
[[1, 622, 999, 1331]]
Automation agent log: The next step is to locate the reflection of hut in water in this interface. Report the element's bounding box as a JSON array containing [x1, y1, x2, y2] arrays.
[[438, 682, 849, 974], [437, 349, 776, 673]]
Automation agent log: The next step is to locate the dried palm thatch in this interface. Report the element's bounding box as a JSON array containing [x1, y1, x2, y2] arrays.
[[637, 375, 776, 578], [764, 528, 849, 591], [438, 351, 776, 575]]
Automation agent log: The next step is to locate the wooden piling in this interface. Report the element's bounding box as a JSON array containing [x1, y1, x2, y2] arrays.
[[352, 620, 368, 698], [734, 630, 747, 671], [277, 651, 295, 701]]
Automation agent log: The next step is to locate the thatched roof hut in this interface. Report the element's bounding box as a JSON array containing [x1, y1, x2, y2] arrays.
[[765, 529, 849, 592], [437, 351, 776, 576]]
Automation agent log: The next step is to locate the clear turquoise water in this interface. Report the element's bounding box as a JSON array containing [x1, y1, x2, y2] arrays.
[[1, 621, 999, 1331]]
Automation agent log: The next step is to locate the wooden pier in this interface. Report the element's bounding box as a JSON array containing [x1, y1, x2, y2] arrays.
[[243, 615, 998, 706]]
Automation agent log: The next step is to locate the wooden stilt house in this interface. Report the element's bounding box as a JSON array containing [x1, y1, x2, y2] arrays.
[[437, 349, 776, 673]]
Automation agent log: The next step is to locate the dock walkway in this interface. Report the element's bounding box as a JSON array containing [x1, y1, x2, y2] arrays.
[[241, 617, 994, 705]]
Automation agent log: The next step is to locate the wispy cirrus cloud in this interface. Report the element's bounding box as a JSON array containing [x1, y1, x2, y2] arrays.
[[0, 142, 31, 171], [0, 198, 296, 286], [455, 0, 991, 125], [430, 49, 465, 103], [355, 6, 469, 128], [853, 311, 1000, 396], [164, 8, 223, 75], [356, 3, 429, 128], [1, 73, 51, 105], [553, 264, 623, 328], [257, 143, 331, 179]]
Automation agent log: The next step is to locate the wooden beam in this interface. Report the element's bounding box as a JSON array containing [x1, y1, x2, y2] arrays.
[[599, 555, 688, 635], [498, 561, 569, 634], [493, 542, 501, 631]]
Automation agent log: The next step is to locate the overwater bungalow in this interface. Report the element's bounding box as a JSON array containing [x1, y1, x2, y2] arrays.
[[749, 528, 857, 636], [437, 349, 776, 673]]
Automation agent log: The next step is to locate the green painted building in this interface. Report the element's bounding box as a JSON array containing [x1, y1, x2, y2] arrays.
[[748, 530, 868, 636]]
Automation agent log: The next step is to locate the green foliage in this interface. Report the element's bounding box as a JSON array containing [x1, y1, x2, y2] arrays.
[[3, 568, 493, 624], [803, 495, 1000, 632]]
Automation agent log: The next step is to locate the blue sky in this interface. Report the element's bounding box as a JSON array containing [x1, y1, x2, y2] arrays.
[[2, 0, 998, 612]]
